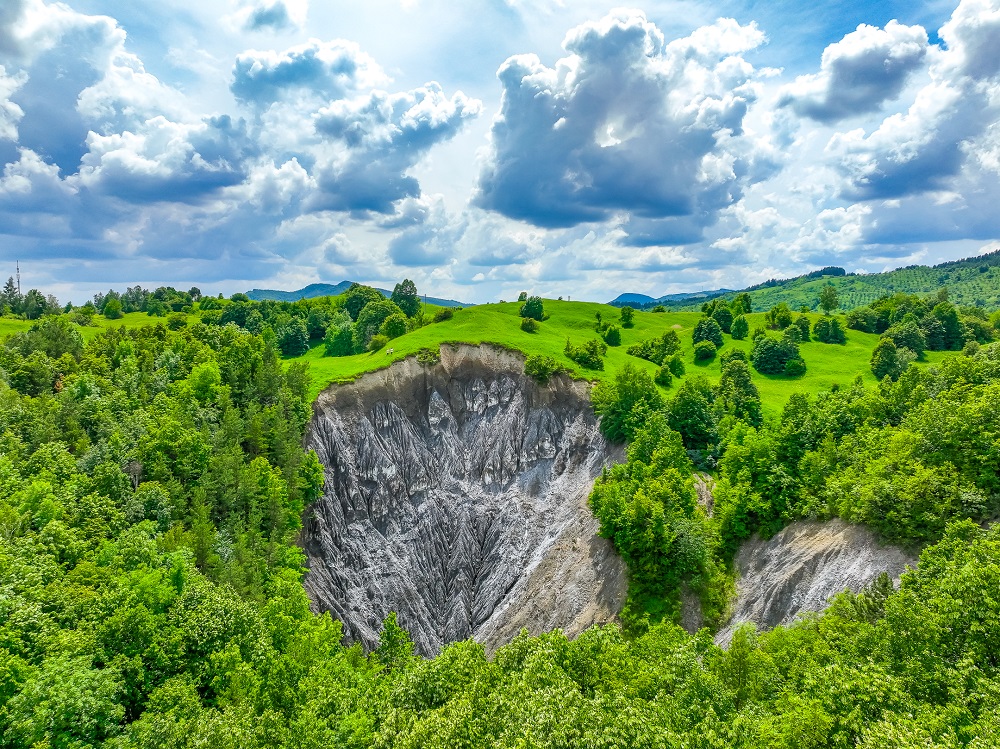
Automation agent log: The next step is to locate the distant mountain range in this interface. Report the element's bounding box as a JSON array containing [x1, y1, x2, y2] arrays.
[[246, 282, 470, 308], [610, 249, 1000, 312], [609, 289, 736, 307]]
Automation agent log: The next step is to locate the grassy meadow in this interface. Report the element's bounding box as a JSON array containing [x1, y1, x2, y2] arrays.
[[297, 299, 949, 413]]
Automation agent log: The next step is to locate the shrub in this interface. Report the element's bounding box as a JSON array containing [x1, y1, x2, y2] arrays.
[[380, 313, 408, 340], [102, 297, 123, 319], [565, 338, 607, 370], [324, 324, 354, 357], [416, 347, 440, 366], [354, 300, 405, 351], [520, 317, 540, 333], [167, 313, 187, 330], [603, 325, 622, 346], [520, 296, 545, 321], [814, 317, 847, 344], [730, 315, 749, 340], [654, 365, 673, 388], [434, 307, 454, 322], [619, 306, 635, 328], [783, 357, 807, 377], [524, 354, 566, 384], [368, 334, 389, 353], [591, 363, 663, 442], [652, 305, 666, 313], [518, 291, 528, 302], [667, 353, 686, 378], [627, 330, 680, 365], [719, 348, 748, 367], [694, 340, 717, 361], [765, 303, 793, 330], [794, 315, 811, 341], [692, 317, 724, 348], [751, 335, 799, 375]]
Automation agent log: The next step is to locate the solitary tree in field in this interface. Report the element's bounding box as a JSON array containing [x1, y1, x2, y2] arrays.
[[819, 284, 839, 315]]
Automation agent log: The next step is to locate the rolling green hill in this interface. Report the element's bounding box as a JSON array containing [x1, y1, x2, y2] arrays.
[[299, 300, 950, 413], [623, 248, 1000, 312]]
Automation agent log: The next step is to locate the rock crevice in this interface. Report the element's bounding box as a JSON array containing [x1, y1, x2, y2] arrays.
[[303, 344, 627, 656]]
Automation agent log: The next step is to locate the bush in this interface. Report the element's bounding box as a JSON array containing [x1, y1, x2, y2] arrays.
[[166, 313, 187, 330], [380, 313, 408, 340], [520, 296, 545, 321], [730, 315, 749, 340], [692, 317, 724, 348], [794, 315, 811, 341], [765, 303, 793, 330], [103, 298, 123, 319], [620, 306, 635, 328], [416, 347, 440, 366], [565, 338, 607, 370], [751, 335, 799, 375], [783, 357, 807, 377], [814, 317, 847, 344], [591, 363, 664, 442], [652, 305, 666, 313], [654, 365, 673, 388], [524, 354, 566, 384], [667, 353, 686, 378], [368, 334, 389, 353], [354, 300, 405, 351], [324, 324, 354, 357], [719, 348, 748, 366], [694, 340, 717, 361], [434, 307, 454, 322], [520, 317, 540, 333], [603, 325, 622, 346], [627, 330, 680, 365]]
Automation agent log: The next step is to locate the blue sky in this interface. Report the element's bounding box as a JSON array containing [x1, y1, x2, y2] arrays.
[[1, 0, 998, 303]]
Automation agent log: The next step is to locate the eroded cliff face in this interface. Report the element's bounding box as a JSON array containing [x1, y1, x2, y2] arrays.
[[715, 519, 917, 645], [302, 344, 627, 656]]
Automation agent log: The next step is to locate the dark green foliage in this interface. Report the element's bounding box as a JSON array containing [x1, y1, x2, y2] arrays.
[[434, 307, 454, 322], [353, 300, 404, 352], [692, 317, 724, 348], [416, 346, 440, 365], [651, 304, 666, 313], [666, 376, 718, 450], [783, 357, 806, 377], [279, 317, 309, 356], [871, 338, 907, 380], [731, 292, 752, 315], [751, 335, 800, 375], [719, 348, 748, 366], [343, 284, 385, 321], [884, 320, 926, 358], [323, 323, 354, 357], [764, 303, 793, 330], [693, 340, 717, 360], [627, 329, 680, 365], [517, 291, 528, 302], [619, 306, 635, 328], [368, 334, 389, 352], [712, 305, 733, 333], [5, 315, 84, 361], [519, 296, 544, 321], [602, 325, 621, 346], [564, 338, 607, 370], [380, 312, 408, 340], [390, 279, 421, 317], [794, 314, 811, 341], [716, 359, 762, 427], [591, 363, 663, 442], [813, 316, 847, 344], [523, 354, 566, 384], [667, 352, 686, 378], [654, 365, 672, 388], [103, 297, 123, 319], [730, 314, 749, 340], [819, 283, 839, 314], [519, 316, 539, 333]]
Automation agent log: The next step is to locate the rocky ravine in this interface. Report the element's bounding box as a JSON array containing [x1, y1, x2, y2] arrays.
[[715, 518, 918, 645], [302, 344, 627, 656]]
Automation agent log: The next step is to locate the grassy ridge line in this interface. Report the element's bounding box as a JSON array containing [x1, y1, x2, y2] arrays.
[[297, 299, 951, 410], [0, 310, 200, 341]]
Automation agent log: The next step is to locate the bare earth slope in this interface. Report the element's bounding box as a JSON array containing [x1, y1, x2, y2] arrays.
[[716, 518, 917, 645], [302, 344, 627, 656]]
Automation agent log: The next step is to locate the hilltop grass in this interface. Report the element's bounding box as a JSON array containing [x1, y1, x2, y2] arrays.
[[297, 299, 949, 413], [0, 310, 201, 342]]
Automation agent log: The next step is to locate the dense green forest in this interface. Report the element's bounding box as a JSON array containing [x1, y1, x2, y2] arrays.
[[3, 279, 1000, 747], [634, 248, 1000, 312]]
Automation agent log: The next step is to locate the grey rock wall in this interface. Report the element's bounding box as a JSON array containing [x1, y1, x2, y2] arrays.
[[302, 344, 627, 656], [715, 518, 917, 646]]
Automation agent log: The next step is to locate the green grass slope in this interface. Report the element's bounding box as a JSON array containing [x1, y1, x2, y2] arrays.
[[299, 300, 949, 413], [645, 248, 1000, 312]]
